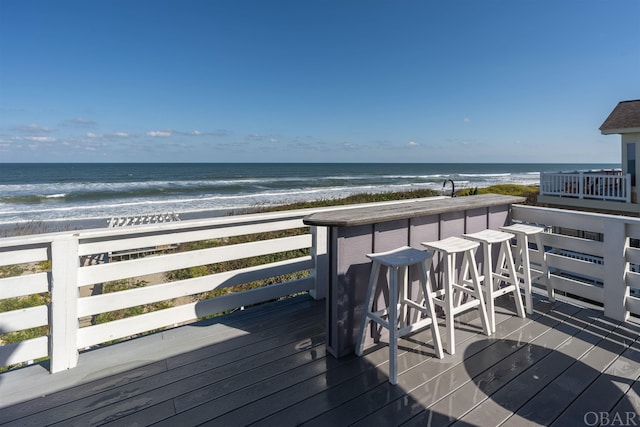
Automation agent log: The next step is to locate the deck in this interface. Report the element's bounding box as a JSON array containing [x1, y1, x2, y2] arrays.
[[1, 294, 639, 426]]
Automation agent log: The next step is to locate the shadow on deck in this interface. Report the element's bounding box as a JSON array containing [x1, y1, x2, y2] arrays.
[[0, 294, 639, 426]]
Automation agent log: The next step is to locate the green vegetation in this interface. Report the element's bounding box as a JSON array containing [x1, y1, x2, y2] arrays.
[[456, 184, 540, 205], [91, 279, 171, 325], [246, 188, 441, 213], [167, 228, 311, 303]]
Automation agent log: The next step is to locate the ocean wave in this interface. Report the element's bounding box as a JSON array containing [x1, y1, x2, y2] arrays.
[[458, 173, 511, 177], [0, 162, 605, 227]]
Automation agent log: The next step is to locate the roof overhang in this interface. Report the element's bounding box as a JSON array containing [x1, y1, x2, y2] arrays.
[[601, 127, 640, 135]]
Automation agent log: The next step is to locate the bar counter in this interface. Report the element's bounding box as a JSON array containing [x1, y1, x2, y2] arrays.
[[303, 194, 525, 357]]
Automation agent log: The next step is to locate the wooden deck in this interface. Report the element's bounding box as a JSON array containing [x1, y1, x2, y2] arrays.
[[1, 294, 639, 426]]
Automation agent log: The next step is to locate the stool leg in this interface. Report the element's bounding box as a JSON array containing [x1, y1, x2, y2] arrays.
[[534, 234, 555, 303], [388, 265, 399, 385], [443, 253, 455, 355], [466, 249, 491, 336], [501, 241, 525, 319], [400, 265, 408, 329], [356, 262, 380, 356], [454, 252, 465, 308], [520, 235, 534, 315], [420, 259, 443, 359], [482, 242, 496, 333]]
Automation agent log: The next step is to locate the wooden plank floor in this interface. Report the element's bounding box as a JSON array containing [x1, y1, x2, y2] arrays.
[[0, 294, 638, 426]]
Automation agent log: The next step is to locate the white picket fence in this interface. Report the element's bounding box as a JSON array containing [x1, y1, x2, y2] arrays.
[[2, 200, 640, 373]]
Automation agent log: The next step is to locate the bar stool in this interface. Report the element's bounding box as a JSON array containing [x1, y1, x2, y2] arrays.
[[355, 246, 444, 385], [421, 237, 491, 355], [499, 223, 553, 315], [463, 229, 525, 333]]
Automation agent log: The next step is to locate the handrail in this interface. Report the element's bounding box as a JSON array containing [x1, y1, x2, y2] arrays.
[[0, 207, 332, 372], [539, 171, 631, 202], [512, 204, 639, 323]]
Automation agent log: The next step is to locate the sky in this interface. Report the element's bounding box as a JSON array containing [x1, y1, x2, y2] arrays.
[[0, 0, 638, 164]]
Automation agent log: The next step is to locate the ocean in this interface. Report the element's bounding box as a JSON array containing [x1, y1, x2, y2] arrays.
[[0, 163, 619, 229]]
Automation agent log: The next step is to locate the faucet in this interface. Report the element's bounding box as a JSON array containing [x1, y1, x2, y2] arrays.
[[443, 179, 456, 197]]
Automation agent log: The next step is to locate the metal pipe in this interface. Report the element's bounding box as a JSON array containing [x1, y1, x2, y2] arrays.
[[443, 179, 455, 197]]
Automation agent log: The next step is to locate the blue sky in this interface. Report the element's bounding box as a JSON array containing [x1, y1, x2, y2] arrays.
[[1, 1, 638, 163]]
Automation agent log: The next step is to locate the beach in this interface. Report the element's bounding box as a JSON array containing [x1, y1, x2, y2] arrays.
[[0, 162, 618, 234]]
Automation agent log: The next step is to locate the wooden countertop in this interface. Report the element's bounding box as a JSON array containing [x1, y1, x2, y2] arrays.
[[302, 194, 526, 227]]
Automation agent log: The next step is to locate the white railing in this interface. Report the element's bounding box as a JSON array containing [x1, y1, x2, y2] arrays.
[[513, 204, 640, 323], [0, 208, 331, 373], [3, 199, 639, 374], [540, 171, 631, 202]]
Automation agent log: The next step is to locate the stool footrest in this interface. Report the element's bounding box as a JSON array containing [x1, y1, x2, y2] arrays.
[[453, 282, 479, 293], [366, 312, 391, 331], [398, 317, 437, 337], [490, 285, 518, 298], [403, 299, 430, 313]]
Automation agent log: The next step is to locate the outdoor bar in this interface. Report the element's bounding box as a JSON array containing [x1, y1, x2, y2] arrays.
[[303, 193, 525, 357]]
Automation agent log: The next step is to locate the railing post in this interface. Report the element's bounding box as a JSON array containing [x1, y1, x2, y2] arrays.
[[626, 173, 632, 203], [540, 172, 548, 195], [578, 172, 584, 199], [602, 219, 629, 322], [309, 226, 328, 300], [49, 233, 80, 373]]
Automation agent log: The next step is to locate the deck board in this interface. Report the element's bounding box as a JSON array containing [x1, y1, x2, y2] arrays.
[[0, 294, 638, 426], [453, 308, 608, 426], [19, 309, 326, 426], [503, 317, 640, 426]]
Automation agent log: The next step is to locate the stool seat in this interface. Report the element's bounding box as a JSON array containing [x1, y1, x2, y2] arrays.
[[463, 229, 514, 244], [368, 246, 432, 268], [422, 236, 479, 254], [500, 223, 545, 236], [463, 229, 525, 333], [356, 246, 443, 385]]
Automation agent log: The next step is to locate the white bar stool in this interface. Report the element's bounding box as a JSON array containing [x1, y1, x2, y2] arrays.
[[463, 229, 525, 333], [355, 246, 444, 385], [421, 237, 491, 355], [499, 223, 553, 314]]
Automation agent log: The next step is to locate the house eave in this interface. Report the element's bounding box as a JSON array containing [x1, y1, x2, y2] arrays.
[[600, 127, 640, 135]]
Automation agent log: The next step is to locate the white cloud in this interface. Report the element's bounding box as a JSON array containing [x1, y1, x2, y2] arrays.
[[63, 117, 97, 127], [464, 117, 472, 123], [13, 124, 54, 133], [408, 141, 419, 147], [146, 130, 172, 137], [23, 136, 56, 142], [192, 130, 203, 136], [86, 132, 99, 138], [114, 132, 129, 138], [247, 133, 264, 141]]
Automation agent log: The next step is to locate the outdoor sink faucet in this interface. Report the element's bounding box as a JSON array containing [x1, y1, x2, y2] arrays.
[[443, 179, 455, 197]]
